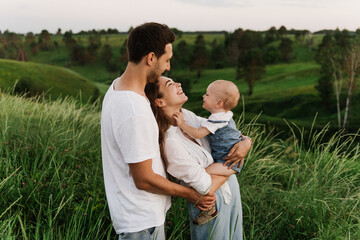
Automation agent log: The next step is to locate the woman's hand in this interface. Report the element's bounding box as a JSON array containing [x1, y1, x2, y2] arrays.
[[223, 136, 252, 169]]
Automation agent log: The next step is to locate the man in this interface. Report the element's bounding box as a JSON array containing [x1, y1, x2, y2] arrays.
[[101, 22, 217, 239]]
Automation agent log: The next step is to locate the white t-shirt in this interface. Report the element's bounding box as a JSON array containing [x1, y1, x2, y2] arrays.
[[200, 111, 233, 134], [164, 109, 232, 202], [101, 80, 171, 234]]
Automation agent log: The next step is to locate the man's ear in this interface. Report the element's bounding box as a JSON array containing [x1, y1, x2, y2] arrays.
[[146, 52, 156, 66], [155, 98, 166, 107]]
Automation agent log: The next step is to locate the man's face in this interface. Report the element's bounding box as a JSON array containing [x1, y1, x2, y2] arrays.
[[147, 43, 173, 83]]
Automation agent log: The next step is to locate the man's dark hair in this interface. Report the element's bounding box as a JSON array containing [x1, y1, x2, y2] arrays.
[[127, 22, 175, 63]]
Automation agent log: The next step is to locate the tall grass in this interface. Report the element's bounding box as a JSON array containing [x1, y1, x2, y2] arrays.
[[0, 92, 113, 239], [238, 114, 360, 239], [1, 92, 359, 239]]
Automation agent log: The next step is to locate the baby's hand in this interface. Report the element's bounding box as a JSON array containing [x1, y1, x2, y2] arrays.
[[173, 112, 184, 127]]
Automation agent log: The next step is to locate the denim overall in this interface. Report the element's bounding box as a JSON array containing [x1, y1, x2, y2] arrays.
[[208, 118, 244, 173]]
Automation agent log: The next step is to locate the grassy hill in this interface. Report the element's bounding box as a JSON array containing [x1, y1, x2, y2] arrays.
[[0, 59, 100, 102]]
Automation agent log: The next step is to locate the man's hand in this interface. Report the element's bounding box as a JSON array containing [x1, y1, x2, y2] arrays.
[[223, 136, 252, 169], [173, 112, 184, 128], [188, 191, 216, 211]]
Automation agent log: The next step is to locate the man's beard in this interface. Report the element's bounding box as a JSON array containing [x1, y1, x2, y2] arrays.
[[147, 62, 160, 83]]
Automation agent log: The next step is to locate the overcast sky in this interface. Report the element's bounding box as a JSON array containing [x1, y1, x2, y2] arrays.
[[1, 0, 360, 34]]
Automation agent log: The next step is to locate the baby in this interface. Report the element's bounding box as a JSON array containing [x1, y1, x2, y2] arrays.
[[174, 80, 249, 225]]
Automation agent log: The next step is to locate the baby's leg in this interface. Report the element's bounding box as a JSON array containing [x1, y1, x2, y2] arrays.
[[206, 162, 236, 176]]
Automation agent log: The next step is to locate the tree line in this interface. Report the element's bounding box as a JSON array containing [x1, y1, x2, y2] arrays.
[[0, 26, 300, 84], [1, 26, 359, 131]]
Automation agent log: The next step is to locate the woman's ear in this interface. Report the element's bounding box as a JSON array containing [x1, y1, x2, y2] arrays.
[[155, 98, 166, 107], [146, 52, 156, 66]]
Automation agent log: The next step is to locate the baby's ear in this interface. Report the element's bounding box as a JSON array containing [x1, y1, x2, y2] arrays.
[[155, 98, 166, 107], [216, 100, 224, 109]]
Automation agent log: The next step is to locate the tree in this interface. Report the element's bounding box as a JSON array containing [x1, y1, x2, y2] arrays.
[[0, 31, 22, 59], [237, 48, 265, 96], [190, 34, 209, 78], [101, 44, 113, 65], [38, 29, 52, 50], [210, 41, 227, 69], [118, 39, 128, 70], [173, 40, 190, 69], [356, 28, 360, 36], [278, 26, 287, 38], [278, 38, 294, 62], [30, 41, 38, 55], [87, 33, 101, 64], [264, 46, 280, 64], [265, 26, 278, 43], [63, 30, 76, 49], [225, 29, 244, 67], [25, 32, 35, 45], [70, 44, 88, 65], [227, 30, 265, 95], [315, 32, 360, 129], [16, 47, 29, 61], [171, 28, 183, 38], [342, 39, 360, 129], [56, 28, 62, 35]]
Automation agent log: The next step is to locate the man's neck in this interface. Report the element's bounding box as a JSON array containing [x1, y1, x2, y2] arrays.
[[114, 62, 148, 96]]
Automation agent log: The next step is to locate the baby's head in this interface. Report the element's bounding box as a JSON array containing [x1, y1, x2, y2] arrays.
[[203, 80, 240, 113]]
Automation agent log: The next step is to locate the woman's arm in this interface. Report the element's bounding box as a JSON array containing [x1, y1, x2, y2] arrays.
[[165, 137, 215, 195], [208, 174, 228, 195], [129, 159, 215, 211]]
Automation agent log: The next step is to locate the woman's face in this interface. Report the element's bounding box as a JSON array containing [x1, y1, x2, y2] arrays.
[[157, 76, 188, 108]]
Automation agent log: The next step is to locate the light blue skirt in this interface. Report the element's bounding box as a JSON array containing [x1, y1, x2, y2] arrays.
[[187, 174, 243, 240]]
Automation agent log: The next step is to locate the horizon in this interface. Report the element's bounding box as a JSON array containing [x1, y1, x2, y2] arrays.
[[1, 26, 358, 36], [1, 0, 359, 35]]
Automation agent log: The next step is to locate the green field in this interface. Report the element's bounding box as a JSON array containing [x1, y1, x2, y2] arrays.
[[1, 92, 359, 239]]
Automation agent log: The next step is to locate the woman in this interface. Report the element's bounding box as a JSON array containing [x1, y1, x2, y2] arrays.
[[145, 76, 251, 239]]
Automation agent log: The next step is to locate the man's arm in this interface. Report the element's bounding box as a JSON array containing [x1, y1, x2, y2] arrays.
[[129, 159, 216, 210], [173, 112, 210, 139], [223, 136, 252, 169]]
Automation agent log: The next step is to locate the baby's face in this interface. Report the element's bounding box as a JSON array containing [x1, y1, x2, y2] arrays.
[[202, 84, 222, 113]]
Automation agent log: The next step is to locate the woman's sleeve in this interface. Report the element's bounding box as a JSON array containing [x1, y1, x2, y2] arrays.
[[164, 137, 212, 195]]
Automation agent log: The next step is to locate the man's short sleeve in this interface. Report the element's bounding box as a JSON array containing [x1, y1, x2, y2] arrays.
[[114, 114, 157, 164]]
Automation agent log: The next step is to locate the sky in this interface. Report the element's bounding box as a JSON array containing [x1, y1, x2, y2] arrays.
[[1, 0, 360, 34]]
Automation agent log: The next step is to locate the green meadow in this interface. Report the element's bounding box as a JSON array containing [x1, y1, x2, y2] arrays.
[[1, 31, 360, 239], [1, 93, 359, 239]]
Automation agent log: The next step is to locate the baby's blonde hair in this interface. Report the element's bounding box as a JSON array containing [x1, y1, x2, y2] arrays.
[[210, 80, 240, 111]]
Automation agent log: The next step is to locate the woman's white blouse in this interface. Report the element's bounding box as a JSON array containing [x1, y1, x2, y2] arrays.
[[164, 109, 231, 200]]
